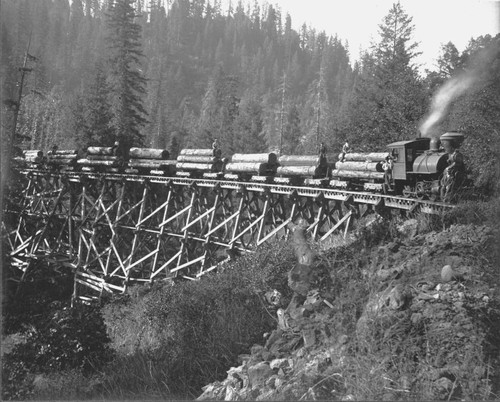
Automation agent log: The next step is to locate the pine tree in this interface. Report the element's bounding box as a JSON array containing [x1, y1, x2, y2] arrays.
[[74, 62, 114, 149], [105, 0, 148, 150], [340, 3, 426, 149], [371, 2, 426, 142], [283, 103, 301, 153], [195, 65, 240, 155], [233, 90, 265, 152], [437, 42, 462, 79]]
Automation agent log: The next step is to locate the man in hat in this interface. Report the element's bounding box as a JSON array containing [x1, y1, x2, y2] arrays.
[[318, 142, 327, 157], [339, 140, 351, 162], [212, 138, 221, 157]]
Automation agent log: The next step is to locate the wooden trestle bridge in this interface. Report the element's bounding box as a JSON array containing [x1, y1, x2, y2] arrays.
[[3, 168, 452, 303]]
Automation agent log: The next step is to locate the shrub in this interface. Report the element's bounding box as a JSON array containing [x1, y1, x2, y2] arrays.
[[2, 304, 113, 400], [3, 261, 74, 334], [443, 197, 500, 227], [101, 239, 294, 396]]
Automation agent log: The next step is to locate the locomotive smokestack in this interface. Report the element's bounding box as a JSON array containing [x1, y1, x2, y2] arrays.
[[429, 137, 440, 152]]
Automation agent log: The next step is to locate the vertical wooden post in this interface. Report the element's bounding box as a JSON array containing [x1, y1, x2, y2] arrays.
[[125, 181, 149, 286], [176, 189, 197, 270], [150, 185, 173, 280], [104, 181, 126, 276], [256, 196, 269, 244], [231, 193, 246, 244]]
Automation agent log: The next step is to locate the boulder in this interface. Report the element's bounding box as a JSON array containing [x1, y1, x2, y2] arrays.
[[277, 308, 289, 330], [302, 327, 316, 348], [264, 289, 283, 306], [265, 329, 283, 350], [386, 284, 408, 310], [441, 265, 454, 282], [304, 289, 322, 309], [285, 294, 306, 321], [269, 358, 289, 371], [248, 362, 273, 389], [433, 377, 455, 400], [288, 263, 313, 296]]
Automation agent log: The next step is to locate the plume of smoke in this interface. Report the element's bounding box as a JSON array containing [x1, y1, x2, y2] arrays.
[[420, 36, 499, 138], [419, 72, 477, 138]]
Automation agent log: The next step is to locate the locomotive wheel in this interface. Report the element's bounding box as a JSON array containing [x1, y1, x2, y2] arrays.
[[415, 182, 426, 200], [402, 186, 412, 198]]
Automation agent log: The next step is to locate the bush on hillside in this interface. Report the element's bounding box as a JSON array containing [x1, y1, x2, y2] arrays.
[[443, 197, 500, 227], [2, 304, 113, 400], [101, 239, 295, 396], [3, 261, 74, 334]]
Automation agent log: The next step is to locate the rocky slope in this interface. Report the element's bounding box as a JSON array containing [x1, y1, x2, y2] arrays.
[[197, 221, 500, 401]]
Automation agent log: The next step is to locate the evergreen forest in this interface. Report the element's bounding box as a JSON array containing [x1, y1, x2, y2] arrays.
[[1, 0, 499, 192]]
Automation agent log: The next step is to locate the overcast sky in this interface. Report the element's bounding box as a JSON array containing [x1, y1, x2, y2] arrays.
[[228, 0, 500, 71]]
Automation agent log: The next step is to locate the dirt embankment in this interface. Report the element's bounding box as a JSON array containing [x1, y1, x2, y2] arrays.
[[197, 222, 500, 401]]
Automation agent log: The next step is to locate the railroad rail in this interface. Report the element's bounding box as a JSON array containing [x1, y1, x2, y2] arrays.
[[3, 168, 453, 303]]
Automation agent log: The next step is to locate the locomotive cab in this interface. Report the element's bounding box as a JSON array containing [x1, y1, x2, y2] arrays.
[[387, 138, 432, 180]]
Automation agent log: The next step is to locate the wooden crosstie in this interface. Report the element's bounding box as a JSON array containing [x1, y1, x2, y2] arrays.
[[2, 169, 452, 303]]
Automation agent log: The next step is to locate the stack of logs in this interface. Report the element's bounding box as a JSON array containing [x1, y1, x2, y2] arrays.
[[126, 148, 176, 175], [224, 153, 278, 180], [332, 152, 389, 180], [77, 146, 122, 172], [176, 149, 224, 177], [46, 149, 78, 171], [276, 154, 328, 179], [19, 150, 44, 167]]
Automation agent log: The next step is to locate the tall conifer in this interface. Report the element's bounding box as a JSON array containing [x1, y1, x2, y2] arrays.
[[105, 0, 148, 149], [341, 3, 426, 148]]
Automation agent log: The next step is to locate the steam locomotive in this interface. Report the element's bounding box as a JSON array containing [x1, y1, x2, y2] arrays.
[[17, 132, 467, 203]]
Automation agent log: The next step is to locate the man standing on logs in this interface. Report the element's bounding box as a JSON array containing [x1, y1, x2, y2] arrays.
[[111, 141, 120, 156], [49, 144, 58, 155], [318, 142, 327, 157], [339, 140, 351, 162], [212, 138, 221, 158]]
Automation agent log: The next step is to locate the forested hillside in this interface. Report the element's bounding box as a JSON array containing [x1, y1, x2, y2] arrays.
[[1, 0, 499, 191]]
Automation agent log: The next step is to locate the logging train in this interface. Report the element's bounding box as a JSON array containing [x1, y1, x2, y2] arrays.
[[16, 131, 468, 203]]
